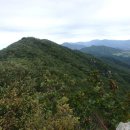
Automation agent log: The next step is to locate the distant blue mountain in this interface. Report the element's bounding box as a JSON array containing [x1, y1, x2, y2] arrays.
[[62, 40, 130, 50], [62, 42, 86, 50]]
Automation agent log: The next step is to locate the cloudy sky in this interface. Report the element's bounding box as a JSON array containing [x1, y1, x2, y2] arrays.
[[0, 0, 130, 49]]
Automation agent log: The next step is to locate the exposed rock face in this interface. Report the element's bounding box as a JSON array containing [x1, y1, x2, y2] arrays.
[[116, 122, 130, 130]]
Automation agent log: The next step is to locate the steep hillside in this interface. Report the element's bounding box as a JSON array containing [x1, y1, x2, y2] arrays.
[[0, 37, 129, 130]]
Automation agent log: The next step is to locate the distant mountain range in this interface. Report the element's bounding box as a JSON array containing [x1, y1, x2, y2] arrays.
[[62, 40, 130, 50], [62, 42, 130, 81]]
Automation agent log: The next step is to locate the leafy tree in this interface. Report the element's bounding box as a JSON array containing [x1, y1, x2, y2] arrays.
[[43, 97, 79, 130]]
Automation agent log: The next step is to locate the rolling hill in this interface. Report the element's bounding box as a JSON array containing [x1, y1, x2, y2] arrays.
[[0, 37, 130, 130], [80, 45, 122, 57], [80, 45, 130, 70]]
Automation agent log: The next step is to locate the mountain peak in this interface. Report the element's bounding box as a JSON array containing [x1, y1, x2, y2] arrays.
[[0, 37, 59, 59], [17, 37, 56, 45]]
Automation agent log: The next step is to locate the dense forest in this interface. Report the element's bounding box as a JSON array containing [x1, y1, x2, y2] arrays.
[[0, 37, 130, 130]]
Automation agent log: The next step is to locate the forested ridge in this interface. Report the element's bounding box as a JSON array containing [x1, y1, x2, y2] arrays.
[[0, 37, 130, 130]]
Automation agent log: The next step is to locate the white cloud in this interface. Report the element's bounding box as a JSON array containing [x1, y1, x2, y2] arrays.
[[0, 0, 130, 49], [97, 0, 130, 20]]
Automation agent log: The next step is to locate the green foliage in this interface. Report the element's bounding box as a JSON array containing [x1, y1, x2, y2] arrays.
[[0, 87, 42, 129], [43, 97, 79, 130], [80, 45, 130, 91], [81, 45, 122, 57], [69, 71, 129, 130], [0, 37, 129, 130]]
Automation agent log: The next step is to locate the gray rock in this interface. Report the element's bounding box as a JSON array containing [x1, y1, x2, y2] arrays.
[[116, 122, 130, 130]]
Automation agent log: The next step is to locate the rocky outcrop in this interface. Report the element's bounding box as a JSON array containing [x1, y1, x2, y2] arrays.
[[116, 122, 130, 130]]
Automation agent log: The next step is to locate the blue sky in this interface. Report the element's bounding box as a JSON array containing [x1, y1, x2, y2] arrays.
[[0, 0, 130, 49]]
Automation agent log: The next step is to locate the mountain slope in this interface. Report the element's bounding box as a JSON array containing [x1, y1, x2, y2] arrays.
[[81, 45, 122, 56], [80, 45, 130, 66], [0, 37, 129, 130], [80, 45, 130, 86], [0, 37, 110, 78], [80, 45, 130, 63], [1, 37, 129, 88]]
